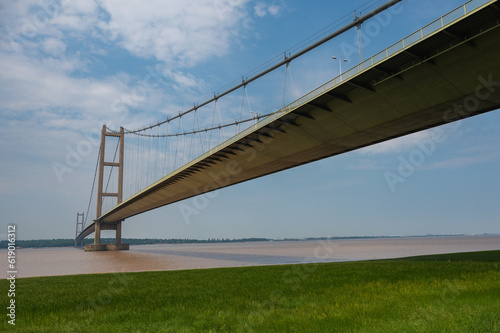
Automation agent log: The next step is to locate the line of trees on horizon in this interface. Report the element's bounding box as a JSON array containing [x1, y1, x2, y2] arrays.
[[0, 238, 271, 249], [0, 234, 478, 249]]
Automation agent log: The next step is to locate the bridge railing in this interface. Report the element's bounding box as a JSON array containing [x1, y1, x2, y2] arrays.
[[342, 0, 492, 82], [292, 0, 493, 109], [202, 0, 493, 160]]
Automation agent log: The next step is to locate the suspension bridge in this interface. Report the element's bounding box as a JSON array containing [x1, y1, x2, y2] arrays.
[[76, 0, 500, 250]]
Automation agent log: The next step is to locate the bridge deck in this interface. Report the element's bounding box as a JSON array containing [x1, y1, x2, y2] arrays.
[[78, 0, 500, 241]]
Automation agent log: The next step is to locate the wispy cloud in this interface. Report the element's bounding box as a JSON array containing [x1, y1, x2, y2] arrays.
[[0, 52, 122, 116], [345, 158, 390, 171], [97, 0, 251, 66], [254, 2, 283, 18], [357, 130, 437, 155], [0, 0, 275, 202], [423, 143, 500, 171]]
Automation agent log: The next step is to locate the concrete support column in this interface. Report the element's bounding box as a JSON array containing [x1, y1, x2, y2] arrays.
[[94, 220, 101, 245], [116, 221, 122, 245]]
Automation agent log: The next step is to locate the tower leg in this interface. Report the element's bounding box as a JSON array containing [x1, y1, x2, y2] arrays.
[[116, 221, 122, 245], [85, 220, 109, 251], [94, 220, 101, 245]]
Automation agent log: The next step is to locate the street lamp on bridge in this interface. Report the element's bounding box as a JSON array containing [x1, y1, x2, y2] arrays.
[[332, 56, 348, 76]]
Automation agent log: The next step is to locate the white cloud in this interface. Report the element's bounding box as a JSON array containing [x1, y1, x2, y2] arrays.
[[0, 0, 273, 138], [0, 52, 121, 116], [0, 0, 101, 58], [159, 68, 206, 91], [268, 5, 282, 16], [423, 143, 500, 170], [1, 0, 265, 69], [254, 3, 267, 17], [0, 0, 285, 222], [254, 2, 282, 18], [357, 130, 437, 155], [424, 156, 485, 170], [41, 37, 66, 55], [97, 0, 250, 66]]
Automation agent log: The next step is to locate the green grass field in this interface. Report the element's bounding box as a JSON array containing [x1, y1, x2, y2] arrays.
[[1, 250, 499, 332]]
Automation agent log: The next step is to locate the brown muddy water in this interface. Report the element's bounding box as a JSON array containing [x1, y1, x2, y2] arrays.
[[2, 235, 499, 278]]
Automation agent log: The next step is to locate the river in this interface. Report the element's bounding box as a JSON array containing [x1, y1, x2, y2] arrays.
[[2, 235, 499, 278]]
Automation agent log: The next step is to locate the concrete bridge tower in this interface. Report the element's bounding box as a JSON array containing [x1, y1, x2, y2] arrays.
[[85, 126, 129, 251]]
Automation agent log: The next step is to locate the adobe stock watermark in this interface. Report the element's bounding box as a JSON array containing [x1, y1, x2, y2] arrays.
[[413, 279, 467, 332], [384, 74, 499, 192], [6, 0, 72, 53], [281, 238, 340, 291], [6, 225, 17, 326], [52, 132, 100, 183], [76, 270, 133, 325], [111, 64, 177, 123], [339, 1, 408, 62], [213, 0, 243, 21], [237, 238, 340, 330], [178, 131, 275, 224]]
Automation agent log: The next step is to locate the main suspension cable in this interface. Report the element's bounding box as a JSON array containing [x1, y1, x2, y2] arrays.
[[109, 0, 402, 135], [126, 111, 274, 138]]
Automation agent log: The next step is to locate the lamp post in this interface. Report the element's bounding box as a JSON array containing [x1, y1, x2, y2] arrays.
[[332, 56, 348, 76]]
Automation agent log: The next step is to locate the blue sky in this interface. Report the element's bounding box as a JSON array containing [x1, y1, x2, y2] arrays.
[[0, 0, 499, 241]]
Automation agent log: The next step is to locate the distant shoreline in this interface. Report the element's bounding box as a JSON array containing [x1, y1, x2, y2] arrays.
[[1, 233, 498, 249]]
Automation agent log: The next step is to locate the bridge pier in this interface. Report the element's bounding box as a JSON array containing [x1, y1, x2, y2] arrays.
[[84, 220, 129, 251], [95, 220, 101, 245]]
